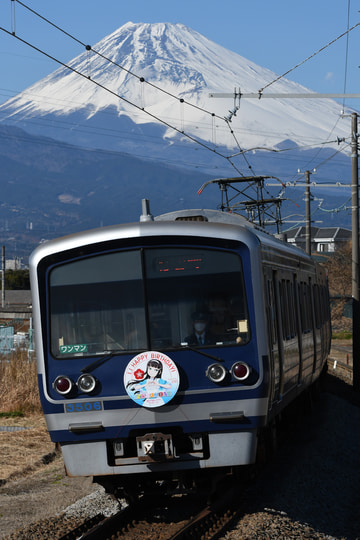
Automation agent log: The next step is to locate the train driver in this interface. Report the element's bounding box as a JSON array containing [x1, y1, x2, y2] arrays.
[[184, 311, 216, 346]]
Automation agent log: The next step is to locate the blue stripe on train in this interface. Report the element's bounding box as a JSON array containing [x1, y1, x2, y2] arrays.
[[46, 415, 265, 443]]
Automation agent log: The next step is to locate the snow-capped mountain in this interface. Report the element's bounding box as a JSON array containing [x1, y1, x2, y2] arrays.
[[0, 22, 353, 172]]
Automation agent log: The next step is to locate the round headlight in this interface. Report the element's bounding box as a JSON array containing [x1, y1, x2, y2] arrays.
[[231, 361, 251, 381], [77, 373, 97, 393], [53, 375, 74, 395], [206, 363, 227, 383]]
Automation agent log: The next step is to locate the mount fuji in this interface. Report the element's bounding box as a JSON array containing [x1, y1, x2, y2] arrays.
[[0, 22, 353, 169], [0, 22, 355, 258]]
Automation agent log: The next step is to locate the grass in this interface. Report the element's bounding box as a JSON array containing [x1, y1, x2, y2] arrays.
[[0, 349, 42, 415], [332, 331, 352, 340], [0, 411, 24, 418]]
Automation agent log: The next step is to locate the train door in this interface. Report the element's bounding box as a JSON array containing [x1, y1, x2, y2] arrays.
[[264, 267, 282, 404], [294, 275, 304, 382], [311, 281, 322, 374], [320, 281, 331, 361], [298, 278, 315, 383]]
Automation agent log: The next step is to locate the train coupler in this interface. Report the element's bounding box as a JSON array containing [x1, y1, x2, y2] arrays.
[[136, 432, 175, 462]]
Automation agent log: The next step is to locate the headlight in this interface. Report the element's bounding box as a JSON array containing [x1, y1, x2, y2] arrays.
[[77, 373, 97, 393], [206, 363, 228, 383]]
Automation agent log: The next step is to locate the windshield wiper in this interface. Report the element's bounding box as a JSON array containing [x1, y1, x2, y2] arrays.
[[182, 345, 224, 363], [82, 344, 224, 373], [81, 350, 122, 373], [81, 349, 144, 373]]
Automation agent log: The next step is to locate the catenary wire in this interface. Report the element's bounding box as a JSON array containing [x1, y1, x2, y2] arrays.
[[5, 1, 355, 219], [0, 25, 247, 176], [258, 20, 360, 94], [8, 0, 353, 182], [13, 0, 230, 120]]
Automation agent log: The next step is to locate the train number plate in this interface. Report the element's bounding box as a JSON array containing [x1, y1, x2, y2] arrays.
[[64, 401, 102, 413]]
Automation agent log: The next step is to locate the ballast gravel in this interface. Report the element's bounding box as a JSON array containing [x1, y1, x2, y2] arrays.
[[221, 371, 360, 540], [61, 487, 120, 519], [55, 371, 360, 540]]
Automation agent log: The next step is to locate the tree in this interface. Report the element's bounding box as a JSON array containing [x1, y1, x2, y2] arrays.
[[320, 242, 352, 333], [1, 269, 30, 290]]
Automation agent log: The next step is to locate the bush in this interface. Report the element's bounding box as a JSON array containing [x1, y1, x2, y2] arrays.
[[0, 350, 41, 414]]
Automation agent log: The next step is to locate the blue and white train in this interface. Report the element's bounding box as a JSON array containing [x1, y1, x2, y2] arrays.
[[29, 201, 331, 499]]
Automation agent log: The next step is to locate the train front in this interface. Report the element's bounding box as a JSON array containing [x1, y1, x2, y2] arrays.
[[30, 214, 269, 499]]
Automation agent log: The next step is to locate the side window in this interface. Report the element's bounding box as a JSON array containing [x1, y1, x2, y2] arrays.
[[299, 281, 312, 333], [267, 279, 277, 345], [279, 278, 297, 340], [313, 284, 321, 329], [287, 279, 297, 338]]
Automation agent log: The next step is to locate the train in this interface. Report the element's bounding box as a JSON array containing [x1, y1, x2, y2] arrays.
[[29, 200, 331, 500]]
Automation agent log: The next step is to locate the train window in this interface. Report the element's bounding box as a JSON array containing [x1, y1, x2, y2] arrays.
[[313, 284, 321, 328], [144, 248, 249, 348], [299, 281, 312, 333], [278, 278, 297, 341], [49, 251, 147, 357], [49, 247, 249, 358], [266, 279, 277, 346]]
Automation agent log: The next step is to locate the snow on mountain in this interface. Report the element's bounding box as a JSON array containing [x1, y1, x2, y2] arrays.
[[0, 22, 353, 165]]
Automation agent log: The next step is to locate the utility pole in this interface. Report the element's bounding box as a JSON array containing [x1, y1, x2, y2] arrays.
[[1, 246, 5, 308], [305, 171, 311, 256], [351, 112, 360, 391]]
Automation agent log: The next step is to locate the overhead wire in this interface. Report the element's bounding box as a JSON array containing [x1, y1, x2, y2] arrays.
[[6, 0, 354, 179], [11, 0, 252, 175], [0, 25, 248, 176], [3, 0, 356, 220], [14, 1, 221, 117], [287, 119, 348, 181], [1, 89, 341, 150], [297, 1, 354, 175], [258, 19, 360, 94]]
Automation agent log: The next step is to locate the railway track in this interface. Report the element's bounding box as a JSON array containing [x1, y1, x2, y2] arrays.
[[57, 481, 245, 540]]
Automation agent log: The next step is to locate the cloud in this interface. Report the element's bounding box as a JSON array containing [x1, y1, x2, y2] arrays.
[[325, 72, 334, 81]]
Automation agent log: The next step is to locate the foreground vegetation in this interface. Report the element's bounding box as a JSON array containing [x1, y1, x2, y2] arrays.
[[0, 349, 41, 415], [319, 242, 352, 334]]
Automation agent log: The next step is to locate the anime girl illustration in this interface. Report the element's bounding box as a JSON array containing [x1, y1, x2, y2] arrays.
[[124, 354, 179, 408]]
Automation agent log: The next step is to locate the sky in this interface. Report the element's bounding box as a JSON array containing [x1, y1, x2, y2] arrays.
[[0, 0, 359, 108]]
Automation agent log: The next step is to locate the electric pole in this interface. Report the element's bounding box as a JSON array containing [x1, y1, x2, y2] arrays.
[[1, 246, 4, 308], [305, 171, 311, 256], [351, 112, 360, 391]]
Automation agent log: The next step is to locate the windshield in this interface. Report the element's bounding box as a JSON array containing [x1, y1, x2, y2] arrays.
[[49, 247, 249, 358]]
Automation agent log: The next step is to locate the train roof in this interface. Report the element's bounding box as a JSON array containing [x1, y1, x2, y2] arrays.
[[155, 208, 259, 227], [30, 204, 312, 267], [155, 207, 313, 261]]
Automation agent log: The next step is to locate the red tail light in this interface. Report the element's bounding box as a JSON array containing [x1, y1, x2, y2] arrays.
[[53, 375, 74, 395], [231, 362, 251, 381]]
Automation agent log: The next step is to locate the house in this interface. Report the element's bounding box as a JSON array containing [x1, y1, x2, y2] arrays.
[[0, 290, 32, 325], [285, 226, 351, 253]]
